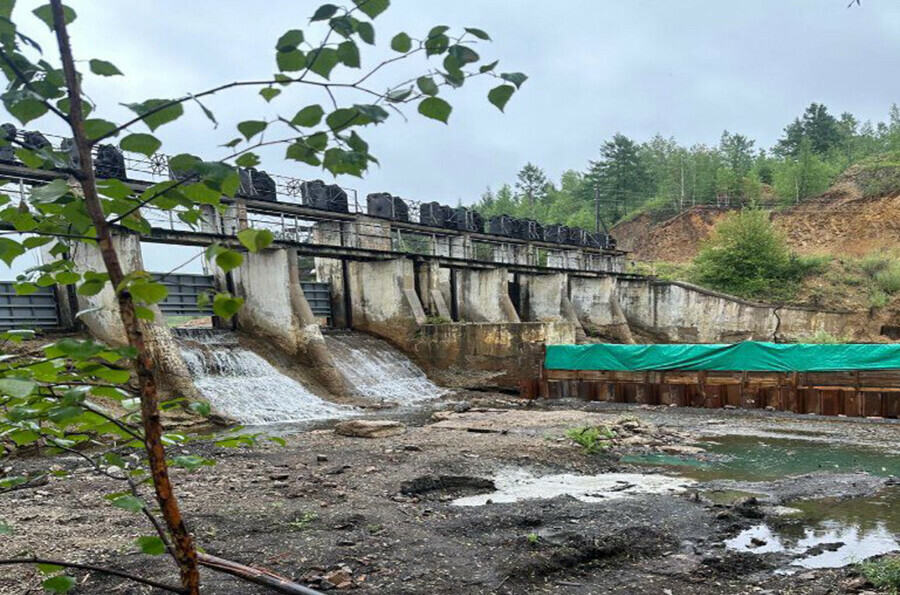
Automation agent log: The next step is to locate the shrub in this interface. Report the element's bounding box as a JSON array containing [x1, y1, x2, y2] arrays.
[[691, 209, 813, 300], [859, 555, 900, 593], [875, 262, 900, 295], [803, 330, 848, 344], [566, 426, 616, 454]]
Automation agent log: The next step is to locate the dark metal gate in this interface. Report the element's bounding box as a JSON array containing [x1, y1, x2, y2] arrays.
[[0, 282, 59, 329], [301, 282, 332, 323], [157, 273, 214, 316]]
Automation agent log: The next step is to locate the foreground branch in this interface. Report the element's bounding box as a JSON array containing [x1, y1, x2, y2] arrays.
[[198, 554, 323, 595], [0, 557, 185, 593]]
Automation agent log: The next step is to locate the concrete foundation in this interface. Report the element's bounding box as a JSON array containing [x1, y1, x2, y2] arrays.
[[410, 321, 577, 389], [68, 233, 199, 400], [454, 268, 519, 323], [569, 276, 634, 343], [233, 248, 350, 396]]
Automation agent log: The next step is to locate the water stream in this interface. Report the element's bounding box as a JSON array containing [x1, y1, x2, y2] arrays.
[[323, 329, 446, 405], [175, 329, 352, 425]]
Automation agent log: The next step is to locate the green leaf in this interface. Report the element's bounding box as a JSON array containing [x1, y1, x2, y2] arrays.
[[479, 60, 499, 73], [488, 84, 515, 112], [30, 179, 70, 204], [84, 118, 118, 140], [188, 401, 211, 416], [215, 250, 243, 272], [357, 22, 375, 44], [32, 4, 76, 30], [352, 0, 389, 19], [237, 120, 267, 141], [172, 455, 213, 472], [0, 238, 24, 266], [213, 293, 244, 320], [237, 228, 275, 252], [292, 104, 324, 127], [326, 108, 362, 133], [311, 3, 339, 21], [37, 563, 63, 575], [418, 97, 452, 124], [260, 87, 281, 102], [416, 76, 439, 96], [128, 279, 168, 304], [135, 535, 167, 555], [123, 99, 184, 132], [385, 88, 412, 103], [6, 96, 48, 125], [89, 59, 123, 76], [464, 27, 491, 41], [41, 575, 75, 594], [276, 49, 306, 72], [500, 72, 528, 89], [336, 41, 360, 68], [276, 29, 304, 51], [96, 178, 133, 199], [307, 48, 339, 79], [235, 152, 260, 168], [119, 133, 161, 157], [109, 494, 144, 512], [0, 519, 12, 535], [306, 132, 329, 150], [391, 32, 411, 53], [0, 378, 35, 398]]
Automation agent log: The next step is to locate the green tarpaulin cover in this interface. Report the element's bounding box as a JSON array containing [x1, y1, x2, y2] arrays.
[[545, 342, 900, 373]]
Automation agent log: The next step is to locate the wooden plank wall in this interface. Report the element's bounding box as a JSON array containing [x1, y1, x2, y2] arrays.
[[521, 368, 900, 418]]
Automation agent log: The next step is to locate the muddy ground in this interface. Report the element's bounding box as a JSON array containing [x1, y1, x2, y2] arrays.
[[1, 395, 898, 594]]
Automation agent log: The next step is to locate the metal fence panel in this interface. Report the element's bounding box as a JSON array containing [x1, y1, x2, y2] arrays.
[[301, 282, 331, 321], [158, 273, 214, 316], [0, 282, 59, 329]]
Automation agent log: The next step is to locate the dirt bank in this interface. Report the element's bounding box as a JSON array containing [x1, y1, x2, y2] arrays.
[[0, 397, 897, 594]]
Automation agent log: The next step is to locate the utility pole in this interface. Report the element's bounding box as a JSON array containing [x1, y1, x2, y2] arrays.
[[594, 185, 600, 234]]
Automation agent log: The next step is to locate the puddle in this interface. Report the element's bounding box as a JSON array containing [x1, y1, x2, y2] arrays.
[[623, 434, 900, 482], [727, 519, 900, 569], [452, 468, 694, 506]]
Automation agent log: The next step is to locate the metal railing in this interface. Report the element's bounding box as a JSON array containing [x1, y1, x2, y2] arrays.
[[0, 282, 59, 329]]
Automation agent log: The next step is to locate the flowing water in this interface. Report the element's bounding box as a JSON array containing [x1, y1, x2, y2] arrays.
[[323, 329, 446, 405], [175, 329, 351, 425]]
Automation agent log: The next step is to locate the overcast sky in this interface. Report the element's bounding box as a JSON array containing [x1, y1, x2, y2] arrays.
[[2, 0, 898, 272]]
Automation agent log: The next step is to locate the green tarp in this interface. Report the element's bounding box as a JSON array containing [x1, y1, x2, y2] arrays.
[[545, 342, 900, 373]]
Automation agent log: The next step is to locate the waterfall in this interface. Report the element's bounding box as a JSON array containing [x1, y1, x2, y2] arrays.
[[323, 329, 446, 405], [174, 329, 351, 425]]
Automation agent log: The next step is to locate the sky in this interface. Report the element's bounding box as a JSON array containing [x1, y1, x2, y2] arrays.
[[2, 0, 899, 272]]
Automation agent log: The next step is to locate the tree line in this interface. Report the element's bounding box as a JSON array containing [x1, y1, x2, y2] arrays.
[[475, 103, 900, 229]]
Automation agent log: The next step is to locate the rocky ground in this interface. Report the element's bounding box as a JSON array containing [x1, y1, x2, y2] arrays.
[[0, 395, 898, 594]]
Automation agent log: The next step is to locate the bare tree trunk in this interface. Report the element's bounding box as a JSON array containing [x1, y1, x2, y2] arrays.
[[48, 1, 200, 592]]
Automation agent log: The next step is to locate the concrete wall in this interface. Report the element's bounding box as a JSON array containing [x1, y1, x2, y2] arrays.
[[410, 321, 577, 389], [517, 273, 566, 322], [615, 278, 856, 343], [568, 276, 634, 343], [68, 233, 199, 400], [342, 258, 426, 346], [454, 268, 519, 323], [234, 248, 350, 396]]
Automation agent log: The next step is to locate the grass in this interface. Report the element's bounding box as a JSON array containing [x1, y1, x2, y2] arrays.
[[859, 555, 900, 593], [566, 425, 616, 454], [287, 511, 317, 531]]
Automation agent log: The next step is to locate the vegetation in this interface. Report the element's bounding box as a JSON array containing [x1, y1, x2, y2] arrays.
[[859, 555, 900, 594], [690, 210, 826, 301], [566, 425, 616, 454], [474, 102, 900, 230], [0, 1, 522, 593]]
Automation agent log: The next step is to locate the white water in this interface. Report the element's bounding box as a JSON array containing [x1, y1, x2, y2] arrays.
[[176, 329, 351, 425], [323, 329, 446, 405], [453, 468, 695, 506]]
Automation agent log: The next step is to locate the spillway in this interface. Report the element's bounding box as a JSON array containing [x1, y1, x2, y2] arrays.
[[175, 329, 351, 425], [323, 329, 446, 406]]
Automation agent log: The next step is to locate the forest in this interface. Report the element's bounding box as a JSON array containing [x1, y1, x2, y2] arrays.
[[474, 102, 900, 229]]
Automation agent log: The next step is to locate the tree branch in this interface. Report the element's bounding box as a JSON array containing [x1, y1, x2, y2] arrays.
[[0, 557, 185, 593]]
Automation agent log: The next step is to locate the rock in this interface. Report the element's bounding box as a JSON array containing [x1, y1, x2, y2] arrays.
[[660, 445, 705, 456], [750, 537, 767, 547], [334, 420, 406, 439], [316, 454, 328, 463], [452, 401, 472, 413]]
